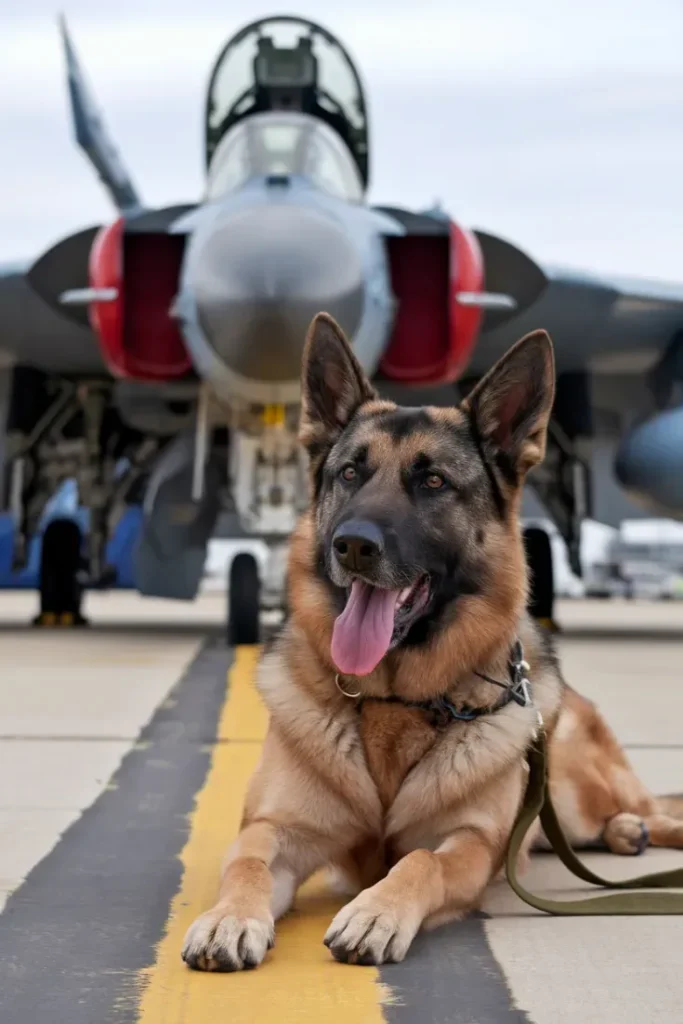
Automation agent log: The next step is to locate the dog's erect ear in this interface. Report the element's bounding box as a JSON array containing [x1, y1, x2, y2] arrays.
[[462, 330, 555, 476], [299, 312, 377, 453]]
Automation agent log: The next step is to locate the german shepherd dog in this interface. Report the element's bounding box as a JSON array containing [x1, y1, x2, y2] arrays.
[[182, 313, 683, 971]]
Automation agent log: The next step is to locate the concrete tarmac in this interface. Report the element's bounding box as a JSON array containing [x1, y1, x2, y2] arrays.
[[0, 593, 681, 1022]]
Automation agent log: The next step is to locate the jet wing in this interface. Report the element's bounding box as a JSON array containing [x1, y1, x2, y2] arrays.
[[469, 263, 683, 376], [0, 261, 105, 375], [59, 16, 142, 213]]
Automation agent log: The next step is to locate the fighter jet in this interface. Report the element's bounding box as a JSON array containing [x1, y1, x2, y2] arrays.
[[2, 13, 683, 639]]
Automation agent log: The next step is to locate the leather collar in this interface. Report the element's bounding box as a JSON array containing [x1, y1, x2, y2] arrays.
[[335, 640, 532, 730]]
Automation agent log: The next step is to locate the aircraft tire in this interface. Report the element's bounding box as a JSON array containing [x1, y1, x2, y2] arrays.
[[228, 552, 260, 646], [523, 526, 556, 631], [34, 518, 88, 627]]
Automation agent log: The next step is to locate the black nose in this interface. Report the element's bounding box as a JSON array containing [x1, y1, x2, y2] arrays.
[[332, 519, 384, 573]]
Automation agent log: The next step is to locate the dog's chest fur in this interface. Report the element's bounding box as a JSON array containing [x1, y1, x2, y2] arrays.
[[358, 703, 440, 808]]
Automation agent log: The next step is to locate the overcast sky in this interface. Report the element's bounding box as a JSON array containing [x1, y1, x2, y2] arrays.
[[2, 0, 682, 279]]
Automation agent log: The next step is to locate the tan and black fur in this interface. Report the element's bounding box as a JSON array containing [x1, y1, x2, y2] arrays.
[[182, 313, 683, 972]]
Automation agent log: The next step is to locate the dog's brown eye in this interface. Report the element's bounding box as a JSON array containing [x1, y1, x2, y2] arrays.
[[425, 473, 445, 489], [340, 464, 357, 481]]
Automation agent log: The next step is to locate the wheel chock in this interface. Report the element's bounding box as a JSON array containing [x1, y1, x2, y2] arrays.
[[32, 610, 89, 628], [32, 612, 57, 627], [535, 616, 561, 633]]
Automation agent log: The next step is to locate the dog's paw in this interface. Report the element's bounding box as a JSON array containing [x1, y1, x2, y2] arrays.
[[603, 813, 649, 856], [181, 907, 275, 972], [323, 892, 418, 966]]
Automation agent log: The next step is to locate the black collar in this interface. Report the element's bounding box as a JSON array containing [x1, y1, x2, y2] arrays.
[[336, 640, 532, 730]]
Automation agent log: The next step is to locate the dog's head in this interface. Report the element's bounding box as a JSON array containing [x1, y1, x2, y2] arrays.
[[294, 312, 555, 679]]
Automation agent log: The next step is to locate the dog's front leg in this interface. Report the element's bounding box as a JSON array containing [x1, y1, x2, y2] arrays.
[[182, 820, 320, 972], [324, 829, 498, 965]]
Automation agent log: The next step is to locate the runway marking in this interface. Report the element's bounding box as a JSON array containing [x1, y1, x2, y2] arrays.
[[135, 645, 388, 1024], [0, 641, 231, 1024]]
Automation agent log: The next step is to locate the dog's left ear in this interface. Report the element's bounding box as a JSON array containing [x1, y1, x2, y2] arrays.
[[299, 312, 377, 453], [462, 330, 555, 476]]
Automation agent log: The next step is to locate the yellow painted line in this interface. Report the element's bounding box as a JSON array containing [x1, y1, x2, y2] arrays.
[[136, 645, 389, 1023], [218, 647, 269, 742]]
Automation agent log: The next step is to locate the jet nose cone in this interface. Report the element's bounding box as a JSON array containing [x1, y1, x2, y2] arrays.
[[185, 204, 364, 386]]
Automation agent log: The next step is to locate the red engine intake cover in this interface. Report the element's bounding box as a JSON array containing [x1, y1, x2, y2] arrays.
[[89, 217, 192, 380], [379, 220, 483, 385]]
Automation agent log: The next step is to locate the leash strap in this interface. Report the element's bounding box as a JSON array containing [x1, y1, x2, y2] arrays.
[[505, 728, 683, 914]]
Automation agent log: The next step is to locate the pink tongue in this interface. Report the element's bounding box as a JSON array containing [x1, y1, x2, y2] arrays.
[[331, 580, 400, 676]]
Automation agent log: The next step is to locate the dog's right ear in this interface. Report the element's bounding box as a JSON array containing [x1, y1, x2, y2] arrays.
[[299, 312, 377, 455]]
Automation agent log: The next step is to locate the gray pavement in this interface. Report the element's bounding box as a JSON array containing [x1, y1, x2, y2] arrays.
[[0, 594, 680, 1022]]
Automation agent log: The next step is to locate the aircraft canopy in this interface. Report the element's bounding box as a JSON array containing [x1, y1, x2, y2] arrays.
[[205, 16, 369, 188], [205, 112, 364, 202]]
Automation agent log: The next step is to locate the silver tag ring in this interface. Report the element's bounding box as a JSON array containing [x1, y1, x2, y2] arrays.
[[335, 673, 362, 699]]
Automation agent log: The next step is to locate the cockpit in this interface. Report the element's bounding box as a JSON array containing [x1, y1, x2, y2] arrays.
[[204, 16, 370, 190], [205, 112, 364, 202]]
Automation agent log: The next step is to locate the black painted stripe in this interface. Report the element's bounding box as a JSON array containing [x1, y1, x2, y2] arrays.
[[379, 912, 531, 1024], [0, 639, 232, 1024]]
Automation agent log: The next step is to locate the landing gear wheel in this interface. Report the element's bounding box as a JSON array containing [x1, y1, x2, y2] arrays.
[[523, 527, 557, 632], [33, 518, 89, 627], [228, 553, 260, 646]]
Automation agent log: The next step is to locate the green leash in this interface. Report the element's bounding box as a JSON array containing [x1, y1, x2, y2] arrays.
[[506, 727, 683, 914]]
